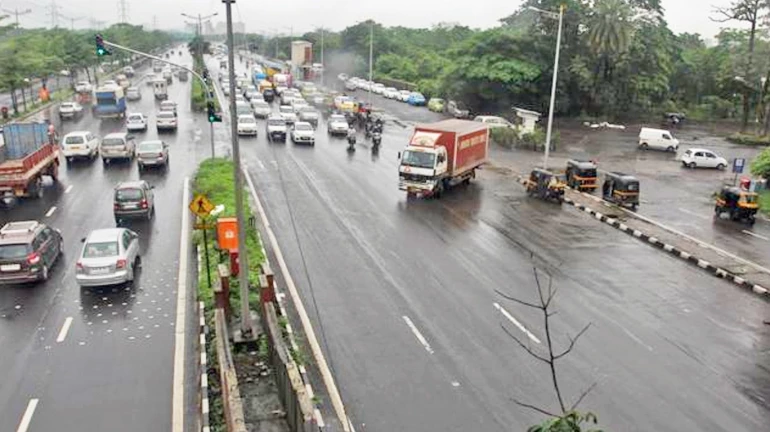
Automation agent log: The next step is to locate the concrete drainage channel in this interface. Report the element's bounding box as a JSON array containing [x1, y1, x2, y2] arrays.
[[516, 177, 770, 300]]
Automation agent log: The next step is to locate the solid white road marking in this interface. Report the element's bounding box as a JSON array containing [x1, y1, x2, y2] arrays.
[[45, 206, 57, 217], [493, 302, 541, 344], [16, 399, 38, 432], [171, 177, 190, 432], [243, 168, 351, 431], [64, 185, 74, 194], [402, 315, 434, 354], [742, 230, 770, 241], [56, 317, 73, 343]]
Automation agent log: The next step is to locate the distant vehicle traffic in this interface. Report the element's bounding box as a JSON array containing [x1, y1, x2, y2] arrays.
[[237, 115, 258, 136], [266, 115, 287, 142], [291, 122, 315, 146], [101, 132, 136, 164], [155, 111, 178, 132], [59, 101, 84, 119], [473, 115, 515, 128], [398, 119, 489, 198]]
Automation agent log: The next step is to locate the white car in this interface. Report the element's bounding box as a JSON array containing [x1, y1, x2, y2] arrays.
[[75, 81, 93, 93], [397, 90, 411, 102], [681, 148, 728, 170], [155, 111, 178, 131], [126, 113, 148, 132], [237, 115, 259, 136], [126, 87, 141, 101], [327, 114, 350, 136], [345, 80, 358, 91], [338, 73, 349, 82], [275, 85, 288, 95], [160, 100, 177, 115], [223, 86, 231, 96], [372, 83, 386, 94], [145, 74, 156, 86], [251, 100, 271, 118], [291, 122, 315, 146], [291, 98, 309, 113], [474, 115, 515, 128], [61, 131, 99, 162], [279, 105, 298, 124], [59, 102, 83, 119], [383, 87, 399, 99]]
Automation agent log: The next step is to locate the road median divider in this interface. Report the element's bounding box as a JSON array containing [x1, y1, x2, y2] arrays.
[[516, 177, 770, 300]]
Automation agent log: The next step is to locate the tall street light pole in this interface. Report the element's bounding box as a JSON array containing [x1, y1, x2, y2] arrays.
[[368, 21, 373, 106], [529, 4, 564, 170], [320, 27, 324, 87], [223, 0, 253, 338]]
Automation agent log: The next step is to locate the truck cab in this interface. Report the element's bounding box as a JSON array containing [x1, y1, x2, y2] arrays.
[[398, 120, 488, 198]]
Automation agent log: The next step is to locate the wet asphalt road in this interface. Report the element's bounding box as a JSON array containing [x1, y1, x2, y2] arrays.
[[0, 49, 209, 432], [228, 56, 769, 431]]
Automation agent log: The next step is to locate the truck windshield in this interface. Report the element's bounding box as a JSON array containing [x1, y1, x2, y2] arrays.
[[96, 95, 115, 105], [401, 151, 435, 169]]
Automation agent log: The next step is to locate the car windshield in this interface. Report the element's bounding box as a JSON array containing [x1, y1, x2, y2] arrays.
[[253, 102, 268, 108], [116, 188, 143, 201], [157, 112, 175, 119], [61, 103, 75, 108], [102, 138, 125, 147], [139, 142, 163, 152], [401, 150, 436, 169], [239, 117, 256, 124], [64, 135, 85, 144], [330, 115, 346, 122], [268, 119, 286, 126], [280, 106, 293, 113], [433, 99, 444, 104], [128, 115, 143, 121], [83, 241, 119, 258], [0, 244, 30, 259], [300, 107, 316, 114], [161, 103, 175, 109], [295, 124, 312, 131]]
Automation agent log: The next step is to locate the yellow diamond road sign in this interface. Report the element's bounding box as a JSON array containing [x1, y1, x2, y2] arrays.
[[189, 194, 215, 217]]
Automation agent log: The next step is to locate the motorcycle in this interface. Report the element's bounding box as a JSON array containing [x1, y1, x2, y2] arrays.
[[347, 131, 357, 152], [372, 131, 382, 148]]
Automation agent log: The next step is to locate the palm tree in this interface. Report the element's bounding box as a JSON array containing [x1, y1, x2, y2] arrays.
[[586, 0, 634, 77]]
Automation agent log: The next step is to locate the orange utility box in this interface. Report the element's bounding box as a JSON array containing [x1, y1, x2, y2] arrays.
[[216, 218, 239, 252]]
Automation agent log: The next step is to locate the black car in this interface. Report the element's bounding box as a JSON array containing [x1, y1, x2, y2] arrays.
[[0, 221, 63, 284], [263, 88, 275, 103]]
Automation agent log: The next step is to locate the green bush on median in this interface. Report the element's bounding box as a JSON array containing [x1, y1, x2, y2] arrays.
[[194, 158, 264, 316], [490, 126, 559, 151]]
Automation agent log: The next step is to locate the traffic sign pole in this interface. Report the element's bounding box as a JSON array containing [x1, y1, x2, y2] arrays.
[[201, 217, 213, 292]]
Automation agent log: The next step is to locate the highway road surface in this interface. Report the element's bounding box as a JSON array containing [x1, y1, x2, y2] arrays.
[[223, 54, 770, 431], [0, 49, 209, 432]]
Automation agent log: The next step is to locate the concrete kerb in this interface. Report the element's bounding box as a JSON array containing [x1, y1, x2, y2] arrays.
[[200, 300, 211, 432], [516, 177, 770, 300]]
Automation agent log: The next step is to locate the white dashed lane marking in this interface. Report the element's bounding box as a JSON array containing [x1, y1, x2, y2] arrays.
[[56, 317, 73, 343], [16, 399, 39, 432]]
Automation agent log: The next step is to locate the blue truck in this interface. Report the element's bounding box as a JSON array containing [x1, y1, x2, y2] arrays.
[[94, 86, 126, 119]]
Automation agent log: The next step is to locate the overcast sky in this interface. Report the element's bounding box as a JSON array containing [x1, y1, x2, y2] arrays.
[[3, 0, 750, 39]]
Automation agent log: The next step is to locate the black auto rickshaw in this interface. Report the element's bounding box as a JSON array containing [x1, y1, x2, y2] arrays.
[[565, 159, 598, 192], [524, 168, 566, 204], [714, 186, 759, 225], [602, 172, 639, 210]]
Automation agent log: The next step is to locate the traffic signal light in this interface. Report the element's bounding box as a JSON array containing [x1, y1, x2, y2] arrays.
[[95, 34, 111, 56], [207, 101, 222, 123]]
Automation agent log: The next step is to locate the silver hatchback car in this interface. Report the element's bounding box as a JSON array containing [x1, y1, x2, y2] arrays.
[[75, 228, 140, 287]]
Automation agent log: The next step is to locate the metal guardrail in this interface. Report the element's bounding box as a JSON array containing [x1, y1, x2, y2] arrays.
[[213, 309, 247, 432]]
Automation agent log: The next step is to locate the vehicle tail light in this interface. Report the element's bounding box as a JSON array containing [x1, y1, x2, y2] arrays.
[[27, 252, 41, 265], [76, 261, 83, 271], [116, 259, 127, 269], [140, 199, 148, 209], [157, 153, 164, 158], [114, 203, 120, 210]]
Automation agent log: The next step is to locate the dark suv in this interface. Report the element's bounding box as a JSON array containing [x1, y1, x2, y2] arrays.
[[114, 180, 155, 224], [0, 221, 63, 284]]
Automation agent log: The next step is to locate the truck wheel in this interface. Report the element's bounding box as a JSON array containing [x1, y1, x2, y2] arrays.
[[30, 178, 44, 199]]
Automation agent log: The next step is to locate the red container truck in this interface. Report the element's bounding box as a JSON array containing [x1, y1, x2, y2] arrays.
[[0, 122, 60, 202], [398, 119, 489, 198]]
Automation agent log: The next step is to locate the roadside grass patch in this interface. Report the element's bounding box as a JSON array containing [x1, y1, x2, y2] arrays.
[[760, 191, 770, 215], [193, 158, 264, 317], [726, 133, 770, 146]]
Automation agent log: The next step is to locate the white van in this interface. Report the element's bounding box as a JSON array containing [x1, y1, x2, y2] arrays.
[[153, 80, 168, 100], [638, 127, 679, 152]]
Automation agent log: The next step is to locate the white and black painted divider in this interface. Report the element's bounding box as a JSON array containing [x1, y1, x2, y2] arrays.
[[516, 178, 769, 299], [199, 300, 211, 432]]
